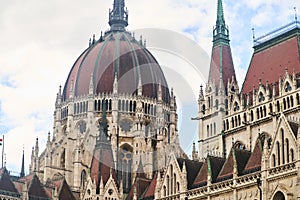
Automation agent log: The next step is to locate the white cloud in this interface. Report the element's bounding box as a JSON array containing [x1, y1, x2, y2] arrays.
[[1, 0, 299, 171]]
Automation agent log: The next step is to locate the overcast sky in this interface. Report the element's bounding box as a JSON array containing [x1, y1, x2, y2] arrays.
[[0, 0, 300, 174]]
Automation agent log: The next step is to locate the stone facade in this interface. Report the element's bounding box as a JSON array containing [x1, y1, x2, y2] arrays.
[[155, 0, 300, 200]]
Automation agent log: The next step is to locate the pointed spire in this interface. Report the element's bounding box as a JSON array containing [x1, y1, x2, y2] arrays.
[[20, 147, 25, 177], [213, 0, 229, 46], [136, 157, 146, 179], [217, 0, 225, 25], [109, 0, 129, 32], [35, 137, 39, 157]]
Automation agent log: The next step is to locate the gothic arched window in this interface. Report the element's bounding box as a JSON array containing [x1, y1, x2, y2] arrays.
[[285, 82, 292, 92], [258, 92, 265, 102], [81, 170, 87, 189]]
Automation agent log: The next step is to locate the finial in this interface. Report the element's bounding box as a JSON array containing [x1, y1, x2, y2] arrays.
[[100, 31, 103, 42], [139, 35, 143, 45], [252, 28, 255, 41], [89, 38, 91, 47], [92, 34, 96, 44], [294, 7, 298, 22], [144, 39, 146, 47]]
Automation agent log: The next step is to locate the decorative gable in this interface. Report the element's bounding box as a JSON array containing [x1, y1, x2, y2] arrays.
[[269, 114, 298, 168]]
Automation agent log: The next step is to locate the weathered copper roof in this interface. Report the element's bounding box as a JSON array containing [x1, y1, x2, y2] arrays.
[[63, 31, 170, 102]]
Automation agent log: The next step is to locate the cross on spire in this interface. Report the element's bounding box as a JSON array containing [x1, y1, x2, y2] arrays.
[[213, 0, 229, 46], [109, 0, 129, 32]]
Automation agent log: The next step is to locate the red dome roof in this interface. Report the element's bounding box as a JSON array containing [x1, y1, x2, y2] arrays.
[[63, 31, 170, 103]]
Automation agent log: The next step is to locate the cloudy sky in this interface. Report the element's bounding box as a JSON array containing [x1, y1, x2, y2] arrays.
[[0, 0, 299, 174]]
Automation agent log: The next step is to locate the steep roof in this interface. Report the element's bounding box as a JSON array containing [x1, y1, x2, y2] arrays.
[[242, 139, 263, 175], [177, 158, 203, 189], [216, 148, 251, 182], [29, 175, 49, 198], [0, 168, 20, 197], [192, 156, 226, 188], [142, 174, 157, 199], [57, 179, 77, 200], [242, 26, 300, 94]]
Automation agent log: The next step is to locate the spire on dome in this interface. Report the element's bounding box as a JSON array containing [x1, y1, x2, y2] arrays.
[[109, 0, 129, 32], [213, 0, 229, 46]]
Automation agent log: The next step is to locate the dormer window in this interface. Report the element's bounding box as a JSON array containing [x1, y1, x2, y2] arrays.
[[233, 102, 240, 111], [285, 82, 292, 92], [258, 92, 265, 102]]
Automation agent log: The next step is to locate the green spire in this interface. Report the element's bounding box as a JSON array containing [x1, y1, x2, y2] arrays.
[[213, 0, 229, 46], [217, 0, 225, 26]]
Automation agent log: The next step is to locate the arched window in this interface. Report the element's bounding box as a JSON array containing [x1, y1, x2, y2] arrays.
[[272, 154, 276, 167], [167, 175, 170, 196], [290, 96, 294, 107], [281, 129, 285, 164], [226, 119, 229, 130], [119, 144, 133, 193], [286, 139, 289, 163], [60, 149, 65, 168], [291, 149, 295, 161], [174, 174, 177, 193], [177, 182, 180, 193], [297, 93, 300, 105], [214, 123, 216, 135], [234, 102, 240, 111], [256, 108, 260, 119], [258, 92, 265, 102], [207, 125, 209, 137], [81, 170, 87, 188], [163, 186, 166, 197], [277, 101, 280, 112], [277, 142, 280, 166], [202, 105, 206, 114], [269, 103, 273, 114], [243, 113, 247, 123], [283, 98, 286, 110], [215, 99, 219, 110], [285, 82, 292, 92], [273, 191, 285, 200], [263, 106, 266, 117]]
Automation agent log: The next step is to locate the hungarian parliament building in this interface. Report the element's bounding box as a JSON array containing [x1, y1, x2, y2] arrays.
[[0, 0, 300, 200]]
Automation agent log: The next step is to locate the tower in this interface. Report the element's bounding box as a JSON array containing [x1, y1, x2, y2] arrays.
[[198, 0, 237, 160]]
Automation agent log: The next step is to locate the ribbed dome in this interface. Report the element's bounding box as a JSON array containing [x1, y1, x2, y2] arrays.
[[63, 31, 170, 103]]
